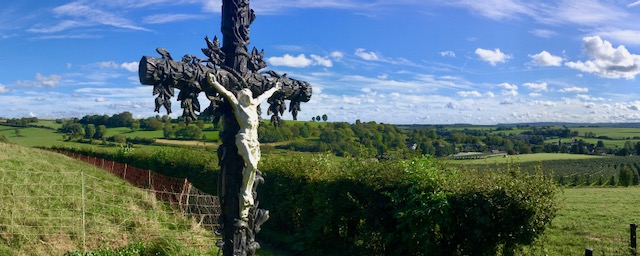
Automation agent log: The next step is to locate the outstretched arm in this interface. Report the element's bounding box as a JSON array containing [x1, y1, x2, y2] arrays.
[[256, 82, 281, 103], [207, 73, 238, 105]]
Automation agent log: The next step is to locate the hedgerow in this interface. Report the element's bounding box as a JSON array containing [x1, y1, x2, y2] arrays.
[[259, 154, 558, 255], [47, 146, 558, 255]]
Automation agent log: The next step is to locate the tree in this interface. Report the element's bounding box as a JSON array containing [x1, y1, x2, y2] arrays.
[[130, 119, 140, 131], [322, 114, 328, 122], [85, 124, 96, 139], [316, 115, 321, 122], [619, 164, 633, 187], [143, 117, 163, 131], [196, 120, 205, 130], [113, 134, 127, 144], [60, 122, 85, 140], [14, 129, 21, 137], [95, 125, 107, 139], [312, 116, 316, 122], [163, 122, 175, 139]]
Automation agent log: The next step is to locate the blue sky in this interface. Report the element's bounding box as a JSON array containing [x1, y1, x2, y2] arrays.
[[1, 0, 640, 124]]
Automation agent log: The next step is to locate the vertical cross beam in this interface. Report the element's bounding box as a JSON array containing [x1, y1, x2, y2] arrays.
[[138, 1, 312, 255]]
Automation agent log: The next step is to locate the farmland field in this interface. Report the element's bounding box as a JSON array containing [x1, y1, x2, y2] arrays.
[[451, 153, 603, 164], [523, 187, 640, 255]]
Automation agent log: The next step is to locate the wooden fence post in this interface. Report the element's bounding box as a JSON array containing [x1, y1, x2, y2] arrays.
[[123, 163, 128, 179]]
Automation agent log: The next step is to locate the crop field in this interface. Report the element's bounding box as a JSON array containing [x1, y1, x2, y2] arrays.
[[450, 153, 603, 165]]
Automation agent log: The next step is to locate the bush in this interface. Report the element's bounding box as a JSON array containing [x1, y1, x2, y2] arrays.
[[0, 135, 9, 143], [259, 155, 558, 255]]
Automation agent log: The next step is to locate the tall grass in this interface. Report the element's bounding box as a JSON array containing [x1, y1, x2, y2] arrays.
[[0, 142, 218, 255]]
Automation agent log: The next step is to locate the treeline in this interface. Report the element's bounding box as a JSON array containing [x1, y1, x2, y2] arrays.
[[0, 117, 54, 130], [70, 112, 208, 141]]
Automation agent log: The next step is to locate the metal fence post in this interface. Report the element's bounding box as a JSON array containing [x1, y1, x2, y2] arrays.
[[81, 169, 86, 252], [632, 223, 638, 256], [585, 248, 592, 256]]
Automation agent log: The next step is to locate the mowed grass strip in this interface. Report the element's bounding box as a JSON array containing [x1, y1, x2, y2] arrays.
[[523, 187, 640, 255], [0, 142, 218, 255]]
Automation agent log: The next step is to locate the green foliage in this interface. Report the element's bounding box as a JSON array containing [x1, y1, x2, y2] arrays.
[[48, 146, 219, 195], [113, 134, 127, 144], [95, 125, 107, 139], [259, 155, 558, 255], [85, 124, 96, 139], [462, 156, 640, 187], [608, 175, 616, 186], [0, 134, 9, 143], [63, 238, 216, 256], [618, 164, 633, 187], [60, 122, 85, 140]]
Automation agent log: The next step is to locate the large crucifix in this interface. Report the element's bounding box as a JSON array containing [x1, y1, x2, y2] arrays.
[[137, 0, 312, 255]]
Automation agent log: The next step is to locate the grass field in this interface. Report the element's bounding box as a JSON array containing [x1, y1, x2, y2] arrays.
[[572, 127, 640, 140], [523, 187, 640, 255], [450, 153, 604, 165], [0, 142, 219, 255]]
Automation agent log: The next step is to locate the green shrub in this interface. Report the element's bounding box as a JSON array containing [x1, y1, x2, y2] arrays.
[[619, 164, 633, 187], [259, 155, 558, 255], [0, 135, 8, 143]]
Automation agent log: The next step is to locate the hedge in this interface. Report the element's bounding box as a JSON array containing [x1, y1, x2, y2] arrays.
[[47, 146, 558, 255], [258, 154, 558, 255]]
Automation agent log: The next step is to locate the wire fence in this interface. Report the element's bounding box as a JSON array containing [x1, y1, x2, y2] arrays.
[[49, 150, 221, 231]]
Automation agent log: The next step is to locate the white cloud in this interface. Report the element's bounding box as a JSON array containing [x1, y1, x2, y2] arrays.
[[529, 92, 542, 97], [457, 90, 482, 97], [630, 1, 640, 7], [95, 97, 107, 102], [502, 89, 518, 96], [529, 29, 556, 38], [14, 73, 62, 88], [523, 82, 548, 91], [355, 48, 379, 61], [485, 92, 495, 98], [528, 51, 563, 66], [597, 29, 640, 46], [268, 54, 333, 68], [310, 54, 333, 67], [565, 36, 640, 79], [268, 54, 312, 67], [99, 61, 119, 69], [499, 83, 518, 90], [559, 87, 589, 93], [143, 13, 205, 24], [440, 51, 456, 57], [534, 100, 556, 107], [30, 2, 149, 33], [0, 84, 9, 93], [475, 48, 511, 66], [445, 102, 458, 109], [577, 94, 605, 101], [447, 0, 532, 20], [120, 62, 139, 72], [330, 51, 344, 59]]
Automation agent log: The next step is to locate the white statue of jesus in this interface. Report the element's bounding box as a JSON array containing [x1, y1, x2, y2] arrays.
[[207, 73, 281, 219]]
